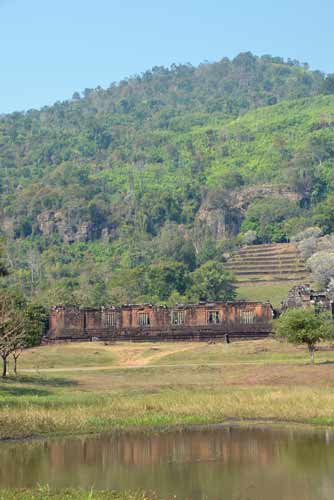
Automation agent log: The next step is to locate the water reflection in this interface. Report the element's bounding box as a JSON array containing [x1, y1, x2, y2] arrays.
[[1, 426, 334, 500]]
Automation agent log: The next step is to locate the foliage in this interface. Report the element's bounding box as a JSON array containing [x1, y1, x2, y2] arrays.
[[23, 303, 48, 346], [307, 251, 334, 288], [292, 226, 323, 242], [189, 261, 236, 301], [1, 53, 334, 304], [241, 230, 257, 245], [0, 246, 8, 277], [297, 237, 318, 258], [241, 199, 300, 243], [274, 308, 334, 362]]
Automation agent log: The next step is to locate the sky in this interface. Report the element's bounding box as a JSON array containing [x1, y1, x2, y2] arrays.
[[1, 0, 334, 114]]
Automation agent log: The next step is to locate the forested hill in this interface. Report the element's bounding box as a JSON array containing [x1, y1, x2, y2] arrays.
[[1, 52, 334, 306]]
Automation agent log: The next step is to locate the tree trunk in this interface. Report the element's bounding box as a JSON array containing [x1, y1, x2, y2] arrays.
[[2, 356, 7, 378], [13, 356, 17, 376], [308, 344, 315, 364]]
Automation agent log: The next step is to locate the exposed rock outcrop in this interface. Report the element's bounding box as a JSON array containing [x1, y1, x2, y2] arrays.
[[37, 210, 96, 243], [195, 184, 301, 241]]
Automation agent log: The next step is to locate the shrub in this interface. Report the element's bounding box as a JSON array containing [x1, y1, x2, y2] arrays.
[[297, 237, 317, 258], [307, 251, 334, 288], [274, 308, 334, 363], [241, 230, 257, 245], [291, 226, 323, 242]]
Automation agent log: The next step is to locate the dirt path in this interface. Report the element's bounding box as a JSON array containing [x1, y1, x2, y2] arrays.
[[20, 360, 287, 373], [20, 343, 205, 373], [123, 343, 200, 367]]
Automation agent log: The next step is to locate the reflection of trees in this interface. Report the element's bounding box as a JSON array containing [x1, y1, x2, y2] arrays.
[[1, 428, 334, 498]]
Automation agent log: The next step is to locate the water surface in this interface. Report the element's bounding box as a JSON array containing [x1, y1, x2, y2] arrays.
[[1, 426, 334, 499]]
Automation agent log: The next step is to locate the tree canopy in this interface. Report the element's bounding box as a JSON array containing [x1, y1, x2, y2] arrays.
[[273, 308, 334, 363], [1, 53, 334, 305]]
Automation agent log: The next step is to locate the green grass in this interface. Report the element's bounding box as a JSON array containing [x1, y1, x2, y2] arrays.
[[155, 340, 325, 365], [19, 343, 116, 370], [236, 282, 299, 308]]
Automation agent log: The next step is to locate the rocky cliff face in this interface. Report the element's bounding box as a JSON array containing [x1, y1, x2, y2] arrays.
[[37, 210, 96, 243], [34, 185, 300, 245], [195, 185, 301, 241]]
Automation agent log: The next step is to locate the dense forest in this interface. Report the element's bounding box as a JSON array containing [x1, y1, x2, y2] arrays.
[[1, 52, 334, 306]]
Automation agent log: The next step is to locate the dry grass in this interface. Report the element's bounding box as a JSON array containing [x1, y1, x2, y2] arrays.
[[19, 342, 199, 371], [0, 488, 160, 499], [1, 339, 334, 440]]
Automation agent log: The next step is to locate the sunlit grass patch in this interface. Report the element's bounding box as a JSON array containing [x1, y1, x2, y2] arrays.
[[2, 339, 334, 439]]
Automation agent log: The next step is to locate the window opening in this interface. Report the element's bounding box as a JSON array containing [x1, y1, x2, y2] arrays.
[[138, 312, 150, 326], [208, 311, 220, 324], [102, 311, 116, 327], [240, 310, 255, 324], [171, 310, 185, 325]]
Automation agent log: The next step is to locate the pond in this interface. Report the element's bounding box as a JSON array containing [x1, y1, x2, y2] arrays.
[[0, 426, 334, 499]]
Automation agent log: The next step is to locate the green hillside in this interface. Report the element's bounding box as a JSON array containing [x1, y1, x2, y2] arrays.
[[1, 53, 334, 306]]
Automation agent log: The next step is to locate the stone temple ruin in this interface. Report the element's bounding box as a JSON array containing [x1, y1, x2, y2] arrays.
[[282, 284, 334, 315], [44, 284, 334, 345]]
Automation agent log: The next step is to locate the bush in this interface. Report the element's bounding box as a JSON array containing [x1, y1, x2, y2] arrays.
[[291, 226, 323, 242], [189, 261, 236, 302], [241, 230, 257, 245], [317, 234, 334, 252], [297, 237, 318, 258], [307, 251, 334, 288], [274, 308, 334, 363]]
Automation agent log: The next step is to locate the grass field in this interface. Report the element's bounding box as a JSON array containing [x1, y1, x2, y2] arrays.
[[1, 339, 334, 443], [236, 282, 298, 308], [0, 488, 160, 500]]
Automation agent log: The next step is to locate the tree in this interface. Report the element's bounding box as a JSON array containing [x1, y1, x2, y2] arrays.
[[145, 260, 188, 301], [0, 292, 46, 377], [298, 237, 318, 258], [189, 261, 236, 302], [322, 74, 334, 95], [241, 199, 300, 243], [0, 294, 26, 377], [11, 337, 25, 376], [274, 308, 334, 363], [23, 303, 48, 347], [0, 245, 8, 277], [307, 251, 334, 288]]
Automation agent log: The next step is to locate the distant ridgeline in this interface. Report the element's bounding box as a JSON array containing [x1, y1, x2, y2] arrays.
[[1, 52, 334, 306]]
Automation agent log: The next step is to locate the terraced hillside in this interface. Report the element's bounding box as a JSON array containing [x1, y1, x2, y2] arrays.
[[227, 243, 311, 307]]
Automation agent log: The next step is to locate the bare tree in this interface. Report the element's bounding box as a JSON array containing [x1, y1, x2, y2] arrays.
[[12, 341, 25, 376], [0, 294, 26, 377]]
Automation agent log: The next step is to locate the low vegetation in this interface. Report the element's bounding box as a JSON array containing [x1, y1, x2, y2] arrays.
[[1, 339, 334, 441], [274, 308, 334, 362], [0, 488, 161, 500], [236, 282, 296, 308]]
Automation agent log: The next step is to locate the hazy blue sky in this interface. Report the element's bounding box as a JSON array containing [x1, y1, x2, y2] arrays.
[[1, 0, 333, 114]]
